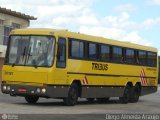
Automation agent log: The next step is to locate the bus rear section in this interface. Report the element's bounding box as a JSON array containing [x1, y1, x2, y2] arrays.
[[1, 28, 158, 106]]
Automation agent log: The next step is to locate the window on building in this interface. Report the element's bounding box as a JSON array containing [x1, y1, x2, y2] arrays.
[[3, 26, 12, 45], [100, 45, 110, 61], [88, 43, 97, 60], [126, 49, 135, 64], [69, 39, 84, 59], [12, 23, 21, 29], [3, 23, 21, 45], [112, 46, 122, 62], [0, 19, 4, 44], [147, 52, 157, 67], [138, 51, 147, 65]]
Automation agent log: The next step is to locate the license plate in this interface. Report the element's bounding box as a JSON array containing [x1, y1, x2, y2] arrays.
[[18, 88, 27, 92]]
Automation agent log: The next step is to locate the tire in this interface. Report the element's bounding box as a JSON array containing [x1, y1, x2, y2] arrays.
[[97, 98, 109, 103], [130, 85, 140, 103], [119, 85, 131, 104], [63, 83, 78, 106], [25, 95, 39, 104], [87, 98, 95, 103]]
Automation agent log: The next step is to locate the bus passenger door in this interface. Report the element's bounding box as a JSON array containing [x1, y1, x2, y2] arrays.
[[54, 37, 67, 84]]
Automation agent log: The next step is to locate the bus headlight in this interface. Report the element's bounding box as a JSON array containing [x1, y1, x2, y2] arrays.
[[36, 88, 41, 93], [7, 86, 11, 91], [3, 86, 7, 90], [41, 88, 46, 93]]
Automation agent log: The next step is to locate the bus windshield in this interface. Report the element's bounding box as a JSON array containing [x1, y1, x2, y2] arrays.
[[5, 35, 55, 67]]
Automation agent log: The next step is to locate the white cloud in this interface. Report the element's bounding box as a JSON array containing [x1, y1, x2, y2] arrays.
[[80, 26, 126, 39], [77, 15, 99, 26], [0, 0, 95, 28], [0, 0, 94, 18], [142, 18, 160, 29], [80, 26, 152, 46], [101, 12, 160, 31], [121, 32, 152, 46], [114, 3, 136, 13], [102, 12, 132, 29], [78, 11, 157, 46], [148, 0, 160, 5]]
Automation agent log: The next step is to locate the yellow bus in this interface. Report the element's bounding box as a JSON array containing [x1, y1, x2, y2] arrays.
[[1, 28, 158, 106]]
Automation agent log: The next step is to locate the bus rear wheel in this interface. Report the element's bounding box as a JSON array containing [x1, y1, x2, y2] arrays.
[[63, 83, 78, 106], [119, 85, 131, 104], [130, 84, 141, 103], [25, 95, 39, 104]]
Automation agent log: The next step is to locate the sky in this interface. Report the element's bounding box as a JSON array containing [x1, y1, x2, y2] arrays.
[[0, 0, 160, 53]]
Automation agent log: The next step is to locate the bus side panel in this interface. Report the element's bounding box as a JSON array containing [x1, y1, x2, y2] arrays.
[[140, 86, 157, 96], [81, 86, 125, 98], [67, 59, 158, 98]]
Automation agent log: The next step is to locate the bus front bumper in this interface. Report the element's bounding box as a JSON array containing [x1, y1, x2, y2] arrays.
[[1, 83, 69, 98]]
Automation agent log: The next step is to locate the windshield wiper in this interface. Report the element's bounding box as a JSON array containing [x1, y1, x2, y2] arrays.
[[26, 47, 32, 64], [26, 47, 37, 68], [22, 47, 26, 61]]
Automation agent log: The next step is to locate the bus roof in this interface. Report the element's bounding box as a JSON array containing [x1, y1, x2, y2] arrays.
[[11, 28, 157, 52]]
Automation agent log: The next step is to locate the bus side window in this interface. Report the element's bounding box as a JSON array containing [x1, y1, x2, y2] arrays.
[[56, 37, 66, 68], [112, 46, 122, 63], [88, 42, 97, 60], [122, 48, 126, 63], [139, 51, 147, 65], [134, 50, 139, 64], [147, 52, 157, 67], [100, 44, 110, 61], [126, 49, 134, 64]]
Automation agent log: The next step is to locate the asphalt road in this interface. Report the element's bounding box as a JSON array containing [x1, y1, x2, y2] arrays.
[[0, 87, 160, 120]]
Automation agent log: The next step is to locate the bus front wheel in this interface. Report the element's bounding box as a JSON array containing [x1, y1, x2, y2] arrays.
[[119, 85, 131, 104], [25, 95, 39, 104], [63, 83, 78, 106]]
